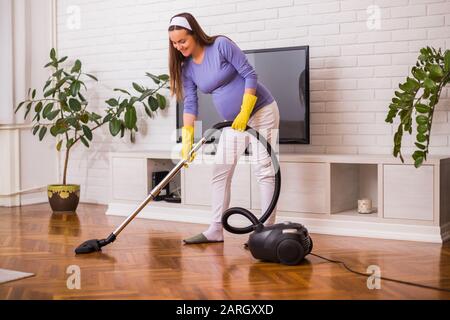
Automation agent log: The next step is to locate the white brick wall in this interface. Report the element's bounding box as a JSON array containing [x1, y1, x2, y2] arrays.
[[56, 0, 450, 204]]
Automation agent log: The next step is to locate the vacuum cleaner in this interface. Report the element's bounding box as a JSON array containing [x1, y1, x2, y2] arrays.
[[75, 121, 313, 265]]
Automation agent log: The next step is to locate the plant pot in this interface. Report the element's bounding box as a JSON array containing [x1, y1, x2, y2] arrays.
[[47, 184, 80, 213]]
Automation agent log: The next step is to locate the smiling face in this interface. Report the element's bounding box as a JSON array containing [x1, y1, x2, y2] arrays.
[[169, 29, 198, 57]]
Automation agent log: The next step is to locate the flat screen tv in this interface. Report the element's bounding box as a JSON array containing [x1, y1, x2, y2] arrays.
[[176, 45, 309, 145]]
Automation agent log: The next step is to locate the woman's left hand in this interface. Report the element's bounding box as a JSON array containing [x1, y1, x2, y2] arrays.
[[231, 93, 258, 132]]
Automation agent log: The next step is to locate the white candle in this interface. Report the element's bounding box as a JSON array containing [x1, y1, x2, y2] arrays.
[[358, 199, 372, 214]]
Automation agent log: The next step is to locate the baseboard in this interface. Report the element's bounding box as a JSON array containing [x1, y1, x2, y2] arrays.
[[106, 202, 444, 243], [20, 192, 48, 206], [440, 222, 450, 242]]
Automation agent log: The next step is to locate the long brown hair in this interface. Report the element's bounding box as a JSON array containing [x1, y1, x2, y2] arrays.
[[168, 13, 229, 102]]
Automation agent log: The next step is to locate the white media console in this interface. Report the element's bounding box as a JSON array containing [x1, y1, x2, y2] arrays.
[[106, 151, 450, 243]]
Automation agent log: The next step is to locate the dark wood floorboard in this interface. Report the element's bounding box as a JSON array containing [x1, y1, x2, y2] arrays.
[[0, 203, 449, 299]]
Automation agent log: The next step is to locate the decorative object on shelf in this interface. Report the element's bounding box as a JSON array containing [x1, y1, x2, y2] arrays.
[[15, 48, 169, 213], [385, 47, 450, 168], [358, 198, 372, 214]]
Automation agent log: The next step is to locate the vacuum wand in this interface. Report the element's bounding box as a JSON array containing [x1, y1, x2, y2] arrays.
[[113, 137, 206, 237], [74, 137, 207, 254]]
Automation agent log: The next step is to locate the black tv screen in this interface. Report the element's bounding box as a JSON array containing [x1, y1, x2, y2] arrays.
[[176, 45, 309, 144]]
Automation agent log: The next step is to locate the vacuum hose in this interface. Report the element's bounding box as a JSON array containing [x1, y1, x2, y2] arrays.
[[208, 121, 281, 235], [75, 121, 280, 254]]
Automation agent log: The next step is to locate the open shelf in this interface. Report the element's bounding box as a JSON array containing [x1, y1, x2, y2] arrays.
[[332, 208, 379, 218], [147, 158, 181, 203], [330, 163, 379, 217]]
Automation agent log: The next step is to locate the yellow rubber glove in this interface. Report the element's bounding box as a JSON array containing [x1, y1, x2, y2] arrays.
[[231, 93, 258, 132], [181, 125, 195, 168]]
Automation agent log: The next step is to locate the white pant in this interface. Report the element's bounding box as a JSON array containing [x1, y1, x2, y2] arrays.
[[210, 100, 280, 229]]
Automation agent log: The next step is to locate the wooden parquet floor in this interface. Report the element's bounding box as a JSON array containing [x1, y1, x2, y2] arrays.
[[0, 203, 449, 299]]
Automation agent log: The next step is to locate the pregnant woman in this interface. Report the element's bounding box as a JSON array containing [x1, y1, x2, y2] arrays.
[[168, 12, 280, 244]]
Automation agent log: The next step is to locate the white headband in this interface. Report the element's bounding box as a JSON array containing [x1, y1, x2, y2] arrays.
[[169, 16, 192, 31]]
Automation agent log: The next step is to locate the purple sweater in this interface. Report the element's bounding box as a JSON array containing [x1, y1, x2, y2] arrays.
[[182, 36, 274, 121]]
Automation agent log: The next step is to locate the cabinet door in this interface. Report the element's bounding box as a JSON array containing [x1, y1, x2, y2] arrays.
[[184, 161, 251, 208], [252, 162, 328, 213], [112, 157, 147, 201], [383, 164, 433, 221]]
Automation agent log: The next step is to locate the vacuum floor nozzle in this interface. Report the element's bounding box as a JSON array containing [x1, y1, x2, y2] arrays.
[[75, 233, 116, 254]]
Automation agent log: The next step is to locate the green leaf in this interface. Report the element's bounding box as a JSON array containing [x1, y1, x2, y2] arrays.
[[416, 133, 427, 143], [66, 117, 78, 128], [124, 107, 137, 129], [148, 96, 158, 111], [416, 115, 428, 125], [79, 113, 89, 124], [109, 118, 121, 136], [145, 72, 160, 84], [70, 81, 81, 97], [415, 142, 426, 150], [85, 73, 98, 81], [58, 56, 68, 63], [56, 140, 63, 151], [24, 102, 32, 119], [158, 74, 169, 82], [144, 105, 152, 118], [52, 68, 64, 78], [444, 50, 450, 72], [89, 112, 102, 121], [428, 64, 444, 81], [71, 60, 82, 73], [44, 88, 56, 98], [50, 48, 56, 60], [132, 82, 145, 93], [423, 78, 436, 90], [61, 101, 71, 113], [119, 99, 128, 110], [394, 129, 403, 145], [38, 126, 47, 141], [80, 136, 90, 148], [34, 101, 43, 113], [78, 80, 87, 91], [415, 103, 430, 114], [32, 89, 36, 99], [129, 96, 138, 106], [66, 138, 75, 149], [47, 110, 60, 121], [82, 125, 93, 141], [78, 92, 86, 103], [414, 157, 424, 168], [103, 113, 113, 123], [105, 98, 119, 106], [50, 125, 58, 136], [43, 79, 52, 92], [399, 77, 420, 93], [417, 124, 428, 134], [114, 88, 131, 96], [32, 125, 40, 135], [412, 150, 424, 160], [156, 93, 166, 109], [412, 67, 427, 81], [15, 101, 26, 113], [69, 98, 81, 111]]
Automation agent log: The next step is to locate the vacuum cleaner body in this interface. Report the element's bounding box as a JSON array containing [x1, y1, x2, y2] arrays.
[[248, 222, 313, 265]]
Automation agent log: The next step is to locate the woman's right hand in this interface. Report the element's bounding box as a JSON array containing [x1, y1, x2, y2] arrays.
[[181, 125, 196, 167]]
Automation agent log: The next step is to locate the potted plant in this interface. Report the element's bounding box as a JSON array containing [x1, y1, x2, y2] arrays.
[[15, 48, 170, 213], [386, 47, 450, 168]]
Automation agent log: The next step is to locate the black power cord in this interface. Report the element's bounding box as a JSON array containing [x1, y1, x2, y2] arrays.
[[310, 252, 450, 293]]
